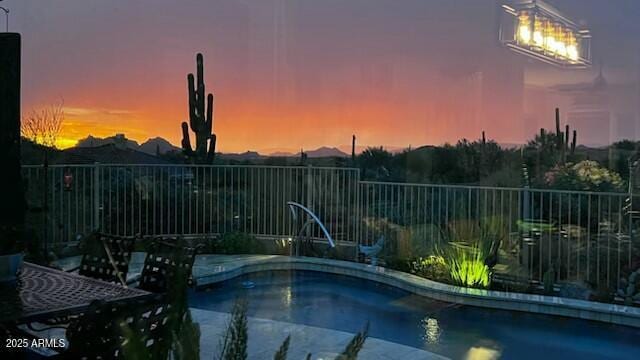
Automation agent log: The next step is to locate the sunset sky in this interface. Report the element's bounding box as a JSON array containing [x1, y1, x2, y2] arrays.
[[9, 0, 640, 152]]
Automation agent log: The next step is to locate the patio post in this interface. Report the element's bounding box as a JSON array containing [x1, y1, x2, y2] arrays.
[[0, 33, 25, 255]]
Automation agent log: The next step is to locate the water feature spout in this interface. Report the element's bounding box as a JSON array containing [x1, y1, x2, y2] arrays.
[[286, 201, 336, 256]]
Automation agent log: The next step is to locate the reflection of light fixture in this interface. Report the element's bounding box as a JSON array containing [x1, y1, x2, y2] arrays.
[[499, 1, 591, 68], [281, 286, 292, 307], [542, 18, 555, 52], [0, 6, 8, 33], [421, 317, 441, 344], [518, 25, 530, 43], [566, 31, 578, 61], [465, 346, 501, 360], [532, 15, 544, 47], [555, 24, 567, 56], [517, 12, 531, 44], [63, 167, 74, 192], [241, 281, 255, 289]]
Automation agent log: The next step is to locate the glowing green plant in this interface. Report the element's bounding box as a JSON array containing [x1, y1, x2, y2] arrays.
[[435, 219, 500, 289], [445, 244, 491, 288]]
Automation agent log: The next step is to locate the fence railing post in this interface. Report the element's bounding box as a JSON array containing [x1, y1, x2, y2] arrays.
[[297, 165, 314, 256], [93, 162, 100, 231], [355, 168, 362, 260], [306, 165, 313, 209]]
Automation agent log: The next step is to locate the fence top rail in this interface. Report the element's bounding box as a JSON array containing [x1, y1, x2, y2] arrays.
[[21, 163, 361, 172], [360, 180, 633, 197], [20, 164, 633, 198]]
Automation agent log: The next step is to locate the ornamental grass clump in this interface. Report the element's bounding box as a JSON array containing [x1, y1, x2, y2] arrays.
[[444, 244, 491, 289], [434, 219, 501, 289]]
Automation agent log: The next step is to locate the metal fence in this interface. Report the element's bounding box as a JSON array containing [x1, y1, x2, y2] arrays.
[[22, 164, 639, 288], [359, 181, 639, 288], [22, 164, 360, 248]]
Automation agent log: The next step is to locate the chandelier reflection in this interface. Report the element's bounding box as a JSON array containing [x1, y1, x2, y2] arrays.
[[499, 0, 591, 68]]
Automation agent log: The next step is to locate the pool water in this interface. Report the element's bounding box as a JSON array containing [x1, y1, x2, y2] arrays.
[[189, 270, 640, 360]]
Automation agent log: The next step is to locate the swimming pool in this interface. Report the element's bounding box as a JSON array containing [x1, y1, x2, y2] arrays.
[[189, 270, 640, 360]]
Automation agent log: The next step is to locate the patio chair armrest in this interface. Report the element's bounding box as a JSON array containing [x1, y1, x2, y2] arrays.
[[26, 322, 69, 332], [126, 273, 141, 286], [65, 265, 80, 273]]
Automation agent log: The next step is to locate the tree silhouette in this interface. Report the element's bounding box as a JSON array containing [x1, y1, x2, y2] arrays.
[[21, 102, 64, 151], [21, 102, 64, 262]]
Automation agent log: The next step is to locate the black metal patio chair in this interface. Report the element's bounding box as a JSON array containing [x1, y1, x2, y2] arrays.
[[138, 237, 202, 294], [71, 231, 138, 286], [53, 296, 187, 359]]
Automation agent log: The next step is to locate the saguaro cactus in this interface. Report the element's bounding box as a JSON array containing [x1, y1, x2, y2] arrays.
[[181, 53, 216, 163], [555, 108, 562, 149], [552, 108, 578, 163], [351, 135, 356, 163]]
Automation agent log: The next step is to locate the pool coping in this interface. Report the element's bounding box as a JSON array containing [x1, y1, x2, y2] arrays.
[[193, 255, 640, 329]]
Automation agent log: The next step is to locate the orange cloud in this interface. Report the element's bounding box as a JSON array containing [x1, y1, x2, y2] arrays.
[[57, 106, 150, 149]]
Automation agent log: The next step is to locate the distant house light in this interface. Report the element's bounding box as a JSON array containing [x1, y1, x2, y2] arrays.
[[499, 0, 591, 68]]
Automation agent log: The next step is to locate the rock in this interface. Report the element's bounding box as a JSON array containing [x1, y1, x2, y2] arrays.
[[559, 281, 592, 300]]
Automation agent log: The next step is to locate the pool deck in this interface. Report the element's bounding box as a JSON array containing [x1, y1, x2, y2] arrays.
[[25, 293, 446, 359], [57, 253, 640, 329], [192, 308, 447, 360], [52, 254, 449, 359]]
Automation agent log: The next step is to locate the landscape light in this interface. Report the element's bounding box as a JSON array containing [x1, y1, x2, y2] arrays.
[[499, 0, 591, 68], [63, 167, 74, 191]]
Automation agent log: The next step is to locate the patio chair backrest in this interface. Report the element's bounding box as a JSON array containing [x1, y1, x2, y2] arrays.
[[64, 297, 177, 359], [138, 238, 200, 293], [79, 232, 136, 285]]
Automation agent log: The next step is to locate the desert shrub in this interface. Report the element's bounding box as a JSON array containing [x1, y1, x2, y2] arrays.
[[215, 232, 265, 255], [377, 222, 439, 260], [544, 160, 625, 192], [590, 282, 615, 303], [398, 224, 439, 257], [383, 256, 412, 273], [410, 255, 448, 282], [617, 268, 640, 306], [543, 266, 556, 294], [270, 238, 292, 255], [133, 236, 155, 252]]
